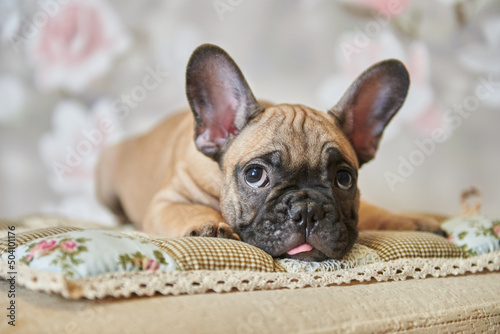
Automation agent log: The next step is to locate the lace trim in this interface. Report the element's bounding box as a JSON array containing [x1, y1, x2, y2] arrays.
[[2, 250, 498, 299], [277, 244, 382, 273]]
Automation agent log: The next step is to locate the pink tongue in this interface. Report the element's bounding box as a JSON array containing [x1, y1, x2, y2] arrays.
[[287, 243, 313, 255]]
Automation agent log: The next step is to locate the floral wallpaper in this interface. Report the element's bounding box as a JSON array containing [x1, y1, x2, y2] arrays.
[[0, 0, 499, 225]]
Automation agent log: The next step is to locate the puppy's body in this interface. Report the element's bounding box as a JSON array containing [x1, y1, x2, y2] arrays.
[[97, 44, 441, 261], [98, 110, 222, 237]]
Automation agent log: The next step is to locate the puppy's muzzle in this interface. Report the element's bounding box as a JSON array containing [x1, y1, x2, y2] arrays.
[[288, 200, 327, 235], [277, 190, 349, 260]]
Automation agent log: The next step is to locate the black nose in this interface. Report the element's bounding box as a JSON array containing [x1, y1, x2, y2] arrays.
[[288, 201, 325, 230]]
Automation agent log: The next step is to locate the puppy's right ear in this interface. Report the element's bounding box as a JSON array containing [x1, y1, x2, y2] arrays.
[[186, 44, 262, 161]]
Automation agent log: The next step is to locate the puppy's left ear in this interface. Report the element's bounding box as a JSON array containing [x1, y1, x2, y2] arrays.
[[329, 59, 409, 166], [186, 44, 262, 161]]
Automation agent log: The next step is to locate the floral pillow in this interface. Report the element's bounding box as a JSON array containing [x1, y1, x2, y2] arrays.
[[1, 230, 178, 279], [442, 216, 500, 257]]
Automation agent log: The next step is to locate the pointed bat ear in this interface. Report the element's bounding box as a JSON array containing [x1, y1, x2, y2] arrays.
[[329, 59, 410, 166], [186, 44, 263, 162]]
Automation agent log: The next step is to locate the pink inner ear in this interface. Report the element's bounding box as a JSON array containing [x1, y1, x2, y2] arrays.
[[196, 94, 240, 153], [217, 99, 240, 136], [348, 82, 388, 162], [211, 91, 240, 135]]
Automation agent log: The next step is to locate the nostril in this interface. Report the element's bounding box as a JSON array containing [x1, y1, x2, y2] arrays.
[[312, 213, 321, 222], [289, 209, 302, 222], [309, 203, 325, 225], [288, 204, 306, 225]]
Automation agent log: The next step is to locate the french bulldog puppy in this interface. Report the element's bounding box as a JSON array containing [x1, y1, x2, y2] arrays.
[[96, 44, 441, 261]]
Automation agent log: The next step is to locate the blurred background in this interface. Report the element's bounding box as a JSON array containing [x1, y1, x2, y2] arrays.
[[0, 0, 499, 226]]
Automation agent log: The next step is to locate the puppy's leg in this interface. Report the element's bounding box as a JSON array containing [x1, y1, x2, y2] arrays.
[[143, 201, 240, 240], [358, 201, 443, 233]]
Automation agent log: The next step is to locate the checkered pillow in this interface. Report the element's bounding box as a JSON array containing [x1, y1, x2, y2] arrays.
[[357, 231, 466, 260], [150, 237, 281, 272]]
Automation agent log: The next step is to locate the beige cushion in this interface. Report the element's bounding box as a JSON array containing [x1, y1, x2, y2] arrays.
[[1, 272, 499, 333]]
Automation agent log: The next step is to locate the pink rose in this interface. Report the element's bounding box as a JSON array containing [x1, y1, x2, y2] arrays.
[[28, 0, 130, 91], [60, 240, 78, 253], [33, 239, 57, 253], [447, 235, 455, 243], [27, 239, 57, 261], [145, 259, 159, 271], [493, 225, 500, 237]]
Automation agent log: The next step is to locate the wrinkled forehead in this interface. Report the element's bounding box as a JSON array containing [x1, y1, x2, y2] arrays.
[[223, 104, 359, 171]]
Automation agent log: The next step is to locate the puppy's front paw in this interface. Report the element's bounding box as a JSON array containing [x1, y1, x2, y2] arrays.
[[185, 222, 241, 240]]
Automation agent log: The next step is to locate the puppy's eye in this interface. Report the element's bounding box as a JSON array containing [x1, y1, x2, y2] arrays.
[[244, 166, 269, 188], [336, 170, 353, 190]]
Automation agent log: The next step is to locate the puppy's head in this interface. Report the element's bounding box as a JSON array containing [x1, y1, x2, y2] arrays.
[[186, 44, 409, 261]]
